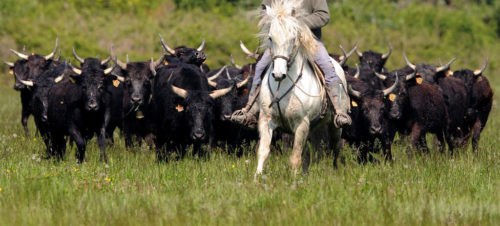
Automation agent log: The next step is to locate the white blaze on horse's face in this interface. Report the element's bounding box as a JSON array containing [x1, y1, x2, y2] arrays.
[[269, 36, 296, 81]]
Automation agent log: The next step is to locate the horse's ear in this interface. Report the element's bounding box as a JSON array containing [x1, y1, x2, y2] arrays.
[[262, 4, 271, 15]]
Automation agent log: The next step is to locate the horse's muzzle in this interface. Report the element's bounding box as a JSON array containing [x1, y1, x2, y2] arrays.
[[272, 72, 286, 81]]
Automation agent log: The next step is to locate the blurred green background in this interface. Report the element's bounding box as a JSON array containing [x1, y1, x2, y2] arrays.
[[1, 0, 499, 84]]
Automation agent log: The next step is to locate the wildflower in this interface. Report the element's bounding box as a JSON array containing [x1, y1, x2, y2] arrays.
[[12, 133, 17, 138], [6, 169, 10, 173], [33, 138, 37, 142], [232, 164, 235, 169], [245, 160, 250, 165], [0, 187, 2, 192], [74, 168, 79, 172], [105, 177, 112, 182]]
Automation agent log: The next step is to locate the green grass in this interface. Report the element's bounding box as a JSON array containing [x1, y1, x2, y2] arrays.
[[1, 0, 500, 225]]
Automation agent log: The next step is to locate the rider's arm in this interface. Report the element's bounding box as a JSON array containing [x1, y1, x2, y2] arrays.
[[298, 0, 330, 29]]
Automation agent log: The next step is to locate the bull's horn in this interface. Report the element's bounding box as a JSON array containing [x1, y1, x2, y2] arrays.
[[197, 39, 206, 51], [236, 75, 250, 89], [209, 86, 233, 99], [44, 37, 59, 60], [171, 85, 188, 99], [230, 54, 242, 70], [208, 79, 217, 88], [240, 41, 259, 59], [9, 49, 28, 60], [382, 43, 393, 60], [405, 72, 417, 81], [159, 34, 176, 55], [474, 57, 488, 76], [101, 56, 111, 65], [435, 57, 456, 73], [110, 46, 127, 70], [72, 47, 85, 64], [403, 53, 416, 70], [5, 61, 14, 67], [14, 72, 34, 87], [71, 65, 82, 75], [226, 67, 232, 80], [375, 72, 387, 80], [353, 64, 360, 78], [54, 73, 65, 83], [149, 57, 157, 76], [356, 48, 363, 57], [153, 54, 165, 68], [383, 75, 398, 96], [208, 66, 226, 81], [347, 85, 361, 98], [103, 65, 114, 75], [339, 42, 358, 65]]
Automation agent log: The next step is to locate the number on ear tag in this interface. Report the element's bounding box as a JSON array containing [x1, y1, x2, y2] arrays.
[[389, 94, 397, 102], [113, 80, 120, 87], [416, 77, 423, 85], [175, 104, 184, 112]]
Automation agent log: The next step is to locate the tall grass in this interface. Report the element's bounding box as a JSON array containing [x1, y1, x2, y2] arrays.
[[0, 0, 499, 224]]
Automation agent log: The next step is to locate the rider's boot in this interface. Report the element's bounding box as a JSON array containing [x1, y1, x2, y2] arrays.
[[231, 83, 260, 128], [327, 81, 352, 128]]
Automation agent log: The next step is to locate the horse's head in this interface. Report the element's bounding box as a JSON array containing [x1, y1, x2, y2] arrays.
[[260, 0, 317, 81]]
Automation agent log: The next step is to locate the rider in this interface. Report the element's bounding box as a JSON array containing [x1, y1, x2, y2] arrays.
[[231, 0, 352, 128]]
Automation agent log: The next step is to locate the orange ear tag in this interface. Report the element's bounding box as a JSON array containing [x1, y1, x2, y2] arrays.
[[31, 52, 35, 56], [389, 93, 397, 102], [112, 80, 120, 87], [351, 101, 358, 107], [175, 104, 184, 112], [416, 77, 423, 85], [164, 61, 169, 66], [446, 70, 453, 77]]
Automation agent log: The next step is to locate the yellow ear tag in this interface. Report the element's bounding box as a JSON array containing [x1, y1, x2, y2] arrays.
[[70, 77, 76, 84], [389, 93, 397, 102], [9, 70, 13, 75], [164, 61, 169, 66], [136, 111, 144, 119], [446, 70, 453, 77], [31, 52, 35, 56], [351, 101, 358, 107], [112, 80, 120, 87], [175, 104, 184, 112], [473, 69, 481, 75], [416, 77, 423, 84]]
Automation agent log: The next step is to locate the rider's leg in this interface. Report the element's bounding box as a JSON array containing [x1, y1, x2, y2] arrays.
[[314, 42, 352, 128], [231, 49, 272, 126]]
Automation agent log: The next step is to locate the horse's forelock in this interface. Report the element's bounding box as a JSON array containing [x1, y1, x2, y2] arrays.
[[258, 0, 317, 61]]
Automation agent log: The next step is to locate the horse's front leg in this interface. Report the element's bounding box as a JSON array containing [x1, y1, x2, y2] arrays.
[[255, 113, 276, 180], [290, 118, 310, 174]]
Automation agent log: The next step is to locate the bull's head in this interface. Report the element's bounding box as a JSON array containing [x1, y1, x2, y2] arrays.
[[7, 38, 59, 90], [70, 51, 114, 112], [348, 76, 398, 135], [356, 43, 392, 72], [159, 34, 206, 66], [404, 53, 456, 84], [113, 53, 164, 107]]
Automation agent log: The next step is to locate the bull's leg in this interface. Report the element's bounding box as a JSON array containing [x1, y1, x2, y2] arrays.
[[471, 119, 482, 152], [21, 107, 30, 138], [69, 128, 87, 164], [290, 119, 310, 174], [383, 138, 393, 162], [329, 126, 342, 169], [255, 116, 275, 180], [408, 123, 423, 159], [98, 127, 108, 163]]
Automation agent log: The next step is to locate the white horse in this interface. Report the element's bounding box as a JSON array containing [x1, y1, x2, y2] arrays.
[[255, 0, 347, 179]]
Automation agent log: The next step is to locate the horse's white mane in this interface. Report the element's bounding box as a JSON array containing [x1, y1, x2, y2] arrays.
[[258, 0, 318, 61]]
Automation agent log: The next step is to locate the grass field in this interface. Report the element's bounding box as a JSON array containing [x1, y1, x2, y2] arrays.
[[1, 0, 500, 225]]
